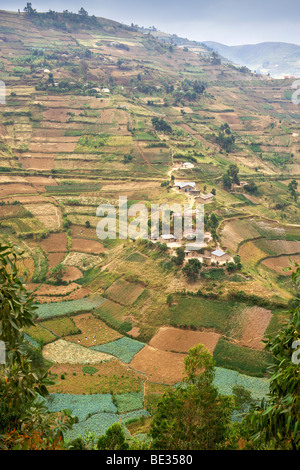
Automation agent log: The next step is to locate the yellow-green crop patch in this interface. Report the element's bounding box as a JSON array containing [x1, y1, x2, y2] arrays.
[[40, 317, 80, 337], [24, 324, 57, 345]]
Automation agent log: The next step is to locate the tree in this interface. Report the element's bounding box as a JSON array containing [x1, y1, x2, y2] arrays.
[[173, 246, 185, 266], [166, 294, 174, 307], [288, 179, 298, 202], [150, 345, 234, 449], [0, 243, 75, 449], [222, 173, 232, 190], [24, 3, 36, 16], [78, 7, 88, 16], [244, 180, 258, 194], [227, 164, 240, 185], [182, 258, 202, 281], [243, 263, 300, 449], [97, 423, 129, 450], [50, 262, 67, 285], [151, 117, 172, 134]]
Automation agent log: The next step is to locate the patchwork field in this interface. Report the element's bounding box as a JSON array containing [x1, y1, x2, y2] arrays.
[[149, 327, 220, 354], [1, 8, 299, 441], [130, 345, 187, 384]]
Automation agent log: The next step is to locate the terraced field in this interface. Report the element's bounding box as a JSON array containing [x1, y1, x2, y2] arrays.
[[1, 8, 299, 440]]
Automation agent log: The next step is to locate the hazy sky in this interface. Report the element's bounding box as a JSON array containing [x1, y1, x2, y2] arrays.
[[1, 0, 299, 45]]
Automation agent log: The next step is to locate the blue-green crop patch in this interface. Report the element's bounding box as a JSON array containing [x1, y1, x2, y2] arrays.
[[35, 296, 106, 319], [64, 412, 120, 441], [91, 336, 145, 363], [44, 393, 117, 421], [213, 367, 269, 401], [114, 392, 144, 413]]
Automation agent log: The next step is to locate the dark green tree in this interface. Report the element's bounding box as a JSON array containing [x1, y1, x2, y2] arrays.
[[288, 179, 298, 202], [97, 423, 129, 450], [182, 258, 202, 281], [150, 345, 234, 449]]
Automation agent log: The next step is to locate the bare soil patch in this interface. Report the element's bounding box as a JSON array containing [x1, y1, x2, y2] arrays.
[[40, 232, 67, 253], [130, 345, 186, 384], [71, 238, 106, 254], [36, 286, 90, 303], [127, 326, 141, 338], [47, 252, 66, 269], [62, 266, 83, 283], [261, 254, 300, 275], [227, 306, 273, 350], [70, 224, 99, 240], [149, 327, 220, 354], [0, 183, 37, 198]]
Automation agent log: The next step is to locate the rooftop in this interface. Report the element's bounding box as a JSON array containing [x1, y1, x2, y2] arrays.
[[211, 249, 226, 257]]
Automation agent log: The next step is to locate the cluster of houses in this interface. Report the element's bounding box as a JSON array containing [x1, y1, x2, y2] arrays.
[[151, 179, 233, 265], [174, 181, 214, 204]]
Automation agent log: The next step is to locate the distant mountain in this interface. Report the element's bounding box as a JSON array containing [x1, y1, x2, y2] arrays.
[[203, 41, 300, 78]]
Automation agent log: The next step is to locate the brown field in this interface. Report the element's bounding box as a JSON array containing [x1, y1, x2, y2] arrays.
[[127, 326, 141, 338], [261, 254, 300, 274], [70, 224, 99, 240], [37, 286, 90, 303], [71, 238, 106, 254], [34, 282, 81, 297], [227, 306, 272, 350], [239, 307, 273, 350], [42, 107, 69, 122], [40, 232, 68, 253], [62, 266, 83, 283], [47, 252, 66, 268], [29, 141, 78, 153], [19, 156, 55, 170], [130, 345, 186, 384], [65, 313, 122, 347], [261, 255, 300, 276], [47, 360, 143, 395], [0, 183, 37, 198], [149, 327, 220, 354], [25, 176, 57, 186]]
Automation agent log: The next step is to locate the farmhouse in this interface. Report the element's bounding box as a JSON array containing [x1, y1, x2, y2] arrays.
[[174, 181, 196, 193], [211, 249, 233, 265], [190, 189, 201, 196], [161, 233, 177, 241], [182, 162, 194, 169], [196, 193, 214, 203]]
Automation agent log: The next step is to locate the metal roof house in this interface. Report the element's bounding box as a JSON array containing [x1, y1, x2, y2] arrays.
[[174, 181, 196, 192]]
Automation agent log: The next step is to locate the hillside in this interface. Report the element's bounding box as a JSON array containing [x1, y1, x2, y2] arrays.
[[204, 41, 300, 78], [0, 8, 299, 441]]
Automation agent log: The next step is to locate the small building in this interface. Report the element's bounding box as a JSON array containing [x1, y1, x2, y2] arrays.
[[161, 234, 177, 241], [190, 189, 200, 196], [196, 193, 214, 203], [182, 162, 194, 169], [211, 249, 233, 265], [102, 88, 110, 93], [174, 181, 196, 193]]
